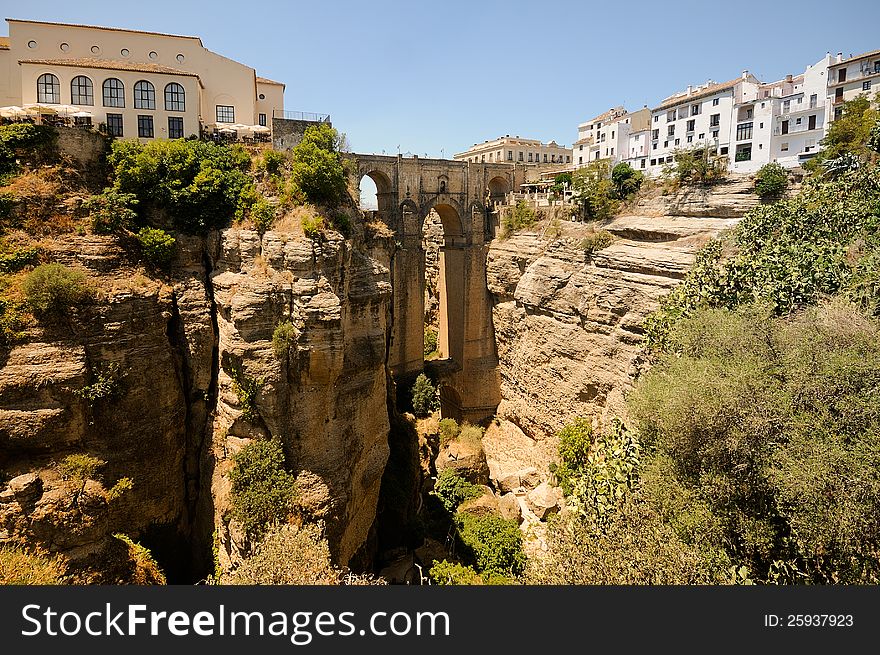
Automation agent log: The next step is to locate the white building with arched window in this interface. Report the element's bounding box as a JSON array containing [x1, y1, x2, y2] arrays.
[[0, 18, 288, 141]]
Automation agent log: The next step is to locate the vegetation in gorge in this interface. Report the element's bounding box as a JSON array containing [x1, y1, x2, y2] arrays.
[[571, 159, 618, 221], [0, 546, 66, 585], [23, 263, 92, 316], [432, 469, 482, 513], [227, 437, 297, 541], [112, 534, 166, 585], [754, 162, 788, 199], [663, 146, 728, 185], [500, 199, 537, 236], [410, 373, 438, 417], [272, 320, 298, 359]]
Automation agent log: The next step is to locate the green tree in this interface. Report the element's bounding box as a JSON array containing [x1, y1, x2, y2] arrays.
[[137, 227, 176, 269], [59, 453, 106, 506], [455, 513, 526, 577], [810, 93, 880, 168], [571, 159, 618, 221], [83, 188, 139, 234], [432, 469, 482, 513], [754, 162, 788, 199], [290, 124, 348, 205], [411, 373, 438, 416], [228, 438, 297, 541], [611, 162, 644, 199]]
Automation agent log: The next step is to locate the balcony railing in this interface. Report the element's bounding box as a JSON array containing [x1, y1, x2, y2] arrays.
[[272, 110, 331, 122], [828, 67, 880, 86]]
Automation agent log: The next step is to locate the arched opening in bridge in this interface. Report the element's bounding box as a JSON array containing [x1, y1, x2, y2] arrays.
[[422, 209, 443, 356], [487, 176, 509, 208], [430, 203, 466, 369], [439, 385, 463, 423], [359, 170, 394, 226]]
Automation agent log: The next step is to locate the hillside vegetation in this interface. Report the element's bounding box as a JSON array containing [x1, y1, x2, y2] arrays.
[[535, 95, 880, 585]]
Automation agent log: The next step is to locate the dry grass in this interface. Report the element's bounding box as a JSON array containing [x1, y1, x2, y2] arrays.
[[0, 545, 67, 584], [1, 166, 79, 235]]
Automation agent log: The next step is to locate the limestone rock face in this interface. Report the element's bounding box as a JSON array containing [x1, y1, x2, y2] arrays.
[[525, 482, 563, 521], [209, 228, 393, 569], [487, 177, 758, 442], [434, 435, 489, 486], [0, 226, 395, 578]]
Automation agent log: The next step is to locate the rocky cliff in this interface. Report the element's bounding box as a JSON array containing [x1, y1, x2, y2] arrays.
[[0, 224, 393, 580], [487, 177, 760, 442]]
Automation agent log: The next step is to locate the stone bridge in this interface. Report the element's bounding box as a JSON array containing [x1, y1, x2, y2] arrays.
[[350, 154, 529, 422]]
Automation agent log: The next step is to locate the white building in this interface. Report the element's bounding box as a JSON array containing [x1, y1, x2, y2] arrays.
[[574, 106, 626, 167], [647, 72, 761, 177], [731, 55, 832, 173], [827, 49, 880, 122], [454, 135, 571, 166]]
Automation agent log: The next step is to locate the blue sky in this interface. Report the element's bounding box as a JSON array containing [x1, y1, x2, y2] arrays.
[[7, 0, 880, 156]]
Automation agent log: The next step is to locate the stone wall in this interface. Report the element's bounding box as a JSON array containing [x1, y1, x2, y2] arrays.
[[272, 118, 332, 151]]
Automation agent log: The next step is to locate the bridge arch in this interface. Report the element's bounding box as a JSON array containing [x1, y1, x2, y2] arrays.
[[359, 168, 395, 226]]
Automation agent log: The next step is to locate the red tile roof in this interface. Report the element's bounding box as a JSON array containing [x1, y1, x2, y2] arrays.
[[654, 78, 740, 110]]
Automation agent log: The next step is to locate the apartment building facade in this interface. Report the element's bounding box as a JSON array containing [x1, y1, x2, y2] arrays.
[[827, 49, 880, 122], [0, 19, 286, 140], [454, 135, 572, 166]]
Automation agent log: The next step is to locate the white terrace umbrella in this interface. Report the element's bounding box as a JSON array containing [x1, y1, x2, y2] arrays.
[[217, 126, 236, 134], [54, 104, 82, 116], [71, 111, 92, 118], [0, 106, 27, 118], [229, 123, 252, 134], [251, 124, 270, 133], [23, 103, 58, 114]]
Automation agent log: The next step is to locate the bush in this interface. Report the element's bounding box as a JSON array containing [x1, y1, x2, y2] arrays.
[[572, 160, 619, 221], [432, 469, 482, 513], [228, 437, 297, 541], [611, 162, 643, 199], [429, 560, 483, 585], [665, 147, 727, 184], [0, 246, 39, 273], [631, 302, 880, 583], [553, 417, 593, 494], [424, 327, 438, 357], [455, 512, 525, 577], [809, 94, 879, 169], [0, 546, 66, 584], [301, 214, 324, 238], [272, 320, 298, 359], [500, 200, 536, 236], [112, 534, 166, 585], [438, 417, 460, 447], [261, 149, 288, 177], [222, 523, 382, 585], [105, 476, 134, 501], [0, 123, 56, 173], [754, 163, 788, 199], [136, 227, 176, 269], [229, 366, 263, 423], [580, 229, 614, 257], [411, 373, 438, 417], [83, 189, 139, 234], [289, 124, 348, 205], [23, 263, 91, 315], [59, 453, 106, 505], [107, 139, 252, 234], [249, 197, 276, 234], [72, 361, 125, 405]]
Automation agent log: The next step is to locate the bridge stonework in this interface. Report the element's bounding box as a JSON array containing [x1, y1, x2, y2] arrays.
[[350, 154, 528, 423]]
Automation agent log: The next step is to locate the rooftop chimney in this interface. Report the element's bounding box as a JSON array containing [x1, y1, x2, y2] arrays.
[[742, 69, 749, 80], [687, 85, 693, 95], [785, 74, 793, 82], [837, 52, 843, 63]]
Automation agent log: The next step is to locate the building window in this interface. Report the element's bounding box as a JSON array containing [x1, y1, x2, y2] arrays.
[[37, 73, 60, 104], [667, 110, 675, 122], [133, 80, 156, 110], [663, 140, 668, 148], [699, 133, 705, 139], [518, 151, 523, 162], [216, 105, 235, 123], [566, 155, 570, 162], [686, 119, 695, 132], [106, 113, 123, 137], [70, 75, 93, 105], [709, 113, 720, 127], [507, 150, 513, 161], [610, 148, 614, 156], [691, 104, 700, 116], [259, 113, 267, 127], [165, 83, 186, 112], [783, 99, 790, 113], [149, 51, 158, 60], [651, 158, 657, 166], [736, 122, 753, 141], [528, 153, 533, 162], [809, 93, 818, 109], [640, 159, 646, 169], [687, 135, 693, 143], [720, 146, 729, 155], [712, 98, 720, 106], [137, 115, 154, 138], [653, 115, 658, 122], [102, 78, 125, 107], [168, 116, 184, 139], [796, 117, 802, 125], [578, 156, 582, 164], [543, 154, 547, 162], [652, 129, 659, 140], [667, 125, 675, 136], [611, 130, 615, 139], [864, 81, 873, 91], [875, 61, 880, 73], [712, 130, 719, 139], [834, 107, 843, 120], [735, 145, 752, 162], [781, 142, 789, 152], [674, 139, 680, 146]]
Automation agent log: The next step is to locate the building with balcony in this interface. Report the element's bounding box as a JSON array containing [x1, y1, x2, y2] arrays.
[[730, 55, 832, 173], [574, 106, 626, 167], [647, 71, 761, 177], [827, 49, 880, 122], [454, 135, 571, 166], [0, 18, 298, 141]]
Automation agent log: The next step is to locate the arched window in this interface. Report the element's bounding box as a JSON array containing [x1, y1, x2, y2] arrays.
[[102, 78, 125, 107], [164, 83, 185, 112], [37, 73, 60, 104], [70, 76, 93, 106], [133, 80, 155, 109]]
